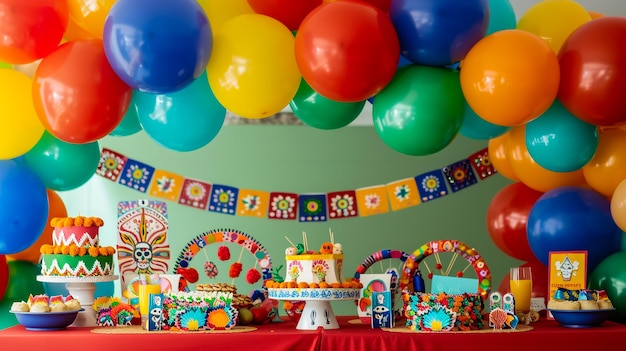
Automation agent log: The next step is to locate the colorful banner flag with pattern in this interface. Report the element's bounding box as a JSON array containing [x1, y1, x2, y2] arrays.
[[97, 148, 127, 182], [468, 148, 497, 180], [178, 178, 211, 210], [415, 170, 448, 203], [237, 188, 270, 218], [268, 192, 298, 220], [327, 190, 358, 219], [298, 193, 328, 222], [208, 184, 239, 215], [442, 159, 478, 192], [355, 185, 390, 217], [118, 158, 154, 193], [148, 169, 184, 201], [386, 177, 421, 211]]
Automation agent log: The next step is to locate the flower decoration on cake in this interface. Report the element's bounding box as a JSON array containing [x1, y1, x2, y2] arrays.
[[161, 291, 238, 331], [404, 292, 484, 331], [178, 308, 207, 331]]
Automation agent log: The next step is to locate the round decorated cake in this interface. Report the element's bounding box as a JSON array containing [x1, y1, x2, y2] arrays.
[[39, 216, 116, 277]]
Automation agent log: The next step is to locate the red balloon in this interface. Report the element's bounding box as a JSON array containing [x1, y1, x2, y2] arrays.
[[498, 260, 549, 301], [0, 0, 68, 64], [0, 255, 7, 300], [295, 1, 399, 102], [486, 182, 544, 261], [247, 0, 322, 30], [32, 39, 132, 144], [558, 17, 626, 127]]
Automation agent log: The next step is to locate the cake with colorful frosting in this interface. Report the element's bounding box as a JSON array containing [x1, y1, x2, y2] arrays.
[[40, 216, 116, 277], [266, 232, 361, 291]]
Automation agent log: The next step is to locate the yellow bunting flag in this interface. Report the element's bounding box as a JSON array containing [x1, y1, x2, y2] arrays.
[[236, 188, 270, 218], [355, 185, 390, 217], [148, 169, 184, 201], [385, 177, 421, 211]]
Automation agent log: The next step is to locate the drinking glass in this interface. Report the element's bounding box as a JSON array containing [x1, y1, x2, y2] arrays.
[[509, 267, 532, 313]]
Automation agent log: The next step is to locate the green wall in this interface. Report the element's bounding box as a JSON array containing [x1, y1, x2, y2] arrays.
[[59, 125, 517, 316]]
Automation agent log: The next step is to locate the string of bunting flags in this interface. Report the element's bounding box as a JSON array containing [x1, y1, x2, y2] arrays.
[[96, 148, 497, 222]]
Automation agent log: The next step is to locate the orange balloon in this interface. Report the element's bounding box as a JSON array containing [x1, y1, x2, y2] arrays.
[[583, 128, 626, 198], [460, 29, 560, 127], [506, 125, 586, 192], [488, 133, 519, 182], [7, 189, 67, 263], [611, 178, 626, 232], [67, 0, 116, 39], [589, 11, 605, 19], [64, 18, 98, 42]]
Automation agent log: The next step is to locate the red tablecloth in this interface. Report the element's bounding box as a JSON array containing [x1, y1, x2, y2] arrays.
[[0, 319, 319, 351], [1, 317, 625, 351], [321, 317, 624, 351]]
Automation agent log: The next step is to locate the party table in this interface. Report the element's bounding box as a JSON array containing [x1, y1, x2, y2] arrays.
[[1, 316, 625, 351]]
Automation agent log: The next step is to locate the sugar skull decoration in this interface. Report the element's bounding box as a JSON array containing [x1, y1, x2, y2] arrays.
[[117, 200, 170, 285]]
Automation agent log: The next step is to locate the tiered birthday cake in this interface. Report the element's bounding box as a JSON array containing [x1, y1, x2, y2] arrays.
[[40, 216, 116, 277], [266, 235, 361, 290]]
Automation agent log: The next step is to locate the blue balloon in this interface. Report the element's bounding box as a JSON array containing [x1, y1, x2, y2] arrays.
[[0, 160, 48, 254], [486, 0, 517, 35], [389, 0, 490, 66], [110, 93, 142, 137], [135, 71, 226, 152], [103, 0, 212, 93], [527, 186, 622, 272], [460, 103, 509, 139], [526, 100, 599, 172]]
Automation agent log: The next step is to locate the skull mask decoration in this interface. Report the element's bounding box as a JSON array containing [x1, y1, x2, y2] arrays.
[[134, 242, 153, 272], [556, 256, 578, 281]]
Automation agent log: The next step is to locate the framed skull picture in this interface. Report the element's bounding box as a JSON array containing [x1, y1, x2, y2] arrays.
[[117, 199, 170, 291]]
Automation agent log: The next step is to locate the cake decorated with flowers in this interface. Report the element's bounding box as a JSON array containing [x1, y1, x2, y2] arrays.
[[265, 232, 362, 295], [40, 216, 116, 277]]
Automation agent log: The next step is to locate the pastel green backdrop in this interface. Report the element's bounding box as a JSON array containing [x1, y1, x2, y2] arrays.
[[57, 125, 516, 316]]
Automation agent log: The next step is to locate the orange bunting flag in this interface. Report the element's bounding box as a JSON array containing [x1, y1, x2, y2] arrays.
[[237, 188, 270, 218], [355, 185, 390, 217], [149, 169, 184, 201], [385, 177, 421, 211]]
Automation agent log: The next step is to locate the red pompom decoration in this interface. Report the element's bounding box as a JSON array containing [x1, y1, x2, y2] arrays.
[[246, 268, 262, 284], [435, 263, 442, 270], [217, 245, 231, 261], [229, 262, 243, 278], [176, 267, 200, 283], [427, 272, 434, 279]]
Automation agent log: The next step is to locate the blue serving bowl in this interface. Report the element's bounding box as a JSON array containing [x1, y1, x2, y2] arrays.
[[10, 309, 84, 331], [549, 308, 615, 328]]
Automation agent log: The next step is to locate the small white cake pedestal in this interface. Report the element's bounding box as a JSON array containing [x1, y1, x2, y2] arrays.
[[37, 275, 119, 327], [268, 288, 360, 330]]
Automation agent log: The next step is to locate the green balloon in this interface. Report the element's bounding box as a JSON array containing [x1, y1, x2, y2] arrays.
[[5, 260, 44, 302], [290, 79, 365, 130], [110, 95, 142, 137], [0, 299, 17, 329], [588, 251, 626, 323], [372, 65, 465, 156], [23, 131, 100, 191]]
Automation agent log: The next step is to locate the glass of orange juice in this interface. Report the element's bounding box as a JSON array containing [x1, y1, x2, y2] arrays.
[[510, 267, 532, 313], [138, 283, 161, 316]]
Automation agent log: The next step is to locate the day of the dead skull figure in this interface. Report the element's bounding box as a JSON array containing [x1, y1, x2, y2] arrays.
[[134, 242, 153, 272], [556, 256, 578, 281]]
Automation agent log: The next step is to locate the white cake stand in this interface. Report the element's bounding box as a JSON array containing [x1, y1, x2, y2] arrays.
[[268, 288, 360, 330], [37, 275, 119, 327]]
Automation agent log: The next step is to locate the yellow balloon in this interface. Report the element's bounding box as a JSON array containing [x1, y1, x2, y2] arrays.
[[0, 69, 44, 159], [583, 128, 626, 198], [611, 178, 626, 232], [196, 0, 254, 33], [207, 14, 301, 119], [517, 0, 592, 53]]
